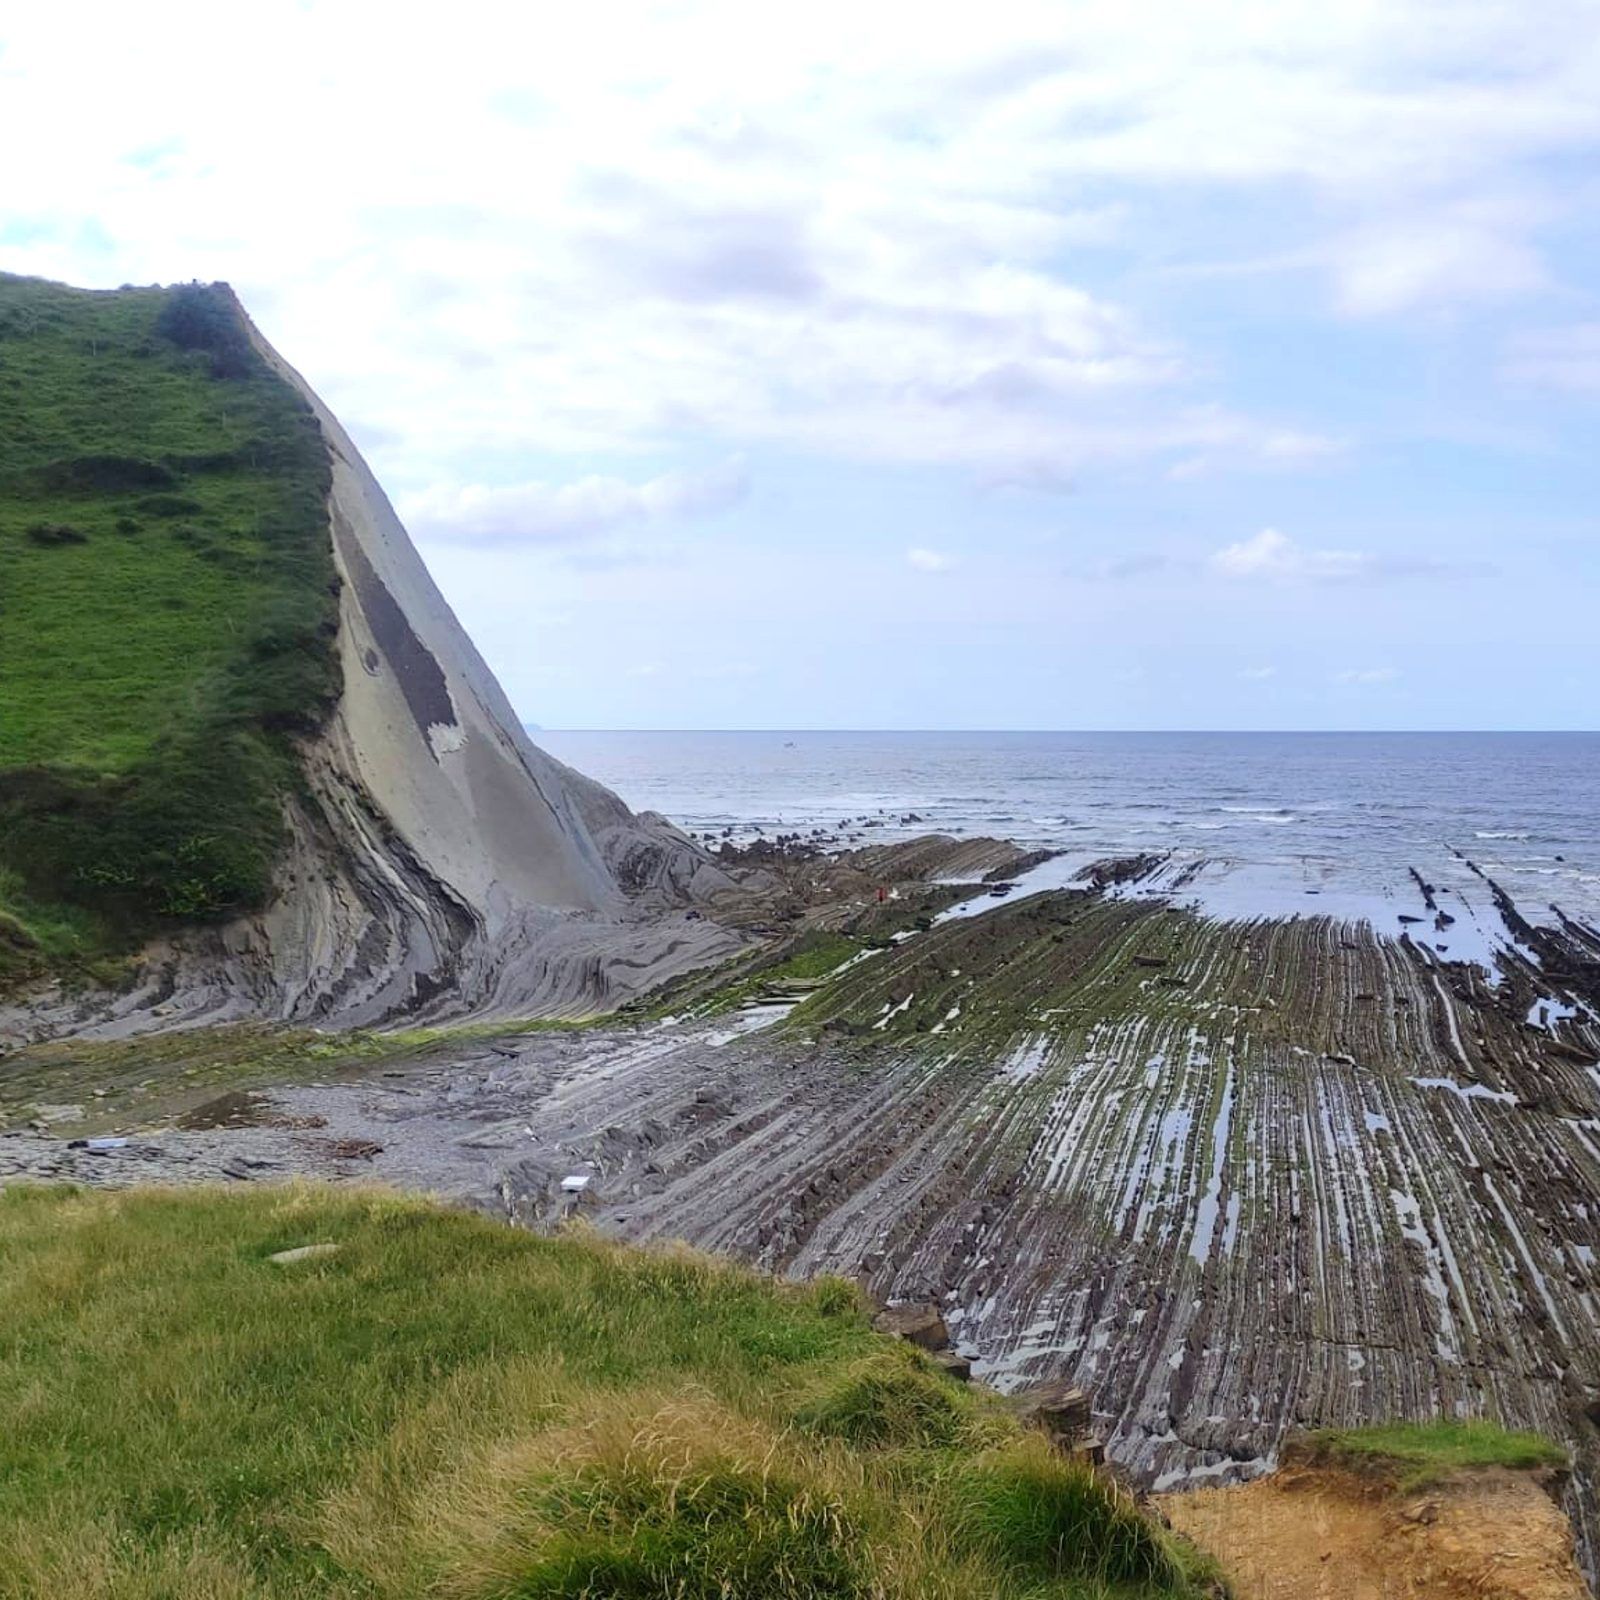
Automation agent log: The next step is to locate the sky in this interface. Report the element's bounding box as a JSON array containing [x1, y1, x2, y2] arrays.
[[3, 1, 1598, 730]]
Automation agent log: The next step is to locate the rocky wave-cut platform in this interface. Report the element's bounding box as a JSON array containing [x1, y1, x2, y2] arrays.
[[9, 868, 1598, 1575]]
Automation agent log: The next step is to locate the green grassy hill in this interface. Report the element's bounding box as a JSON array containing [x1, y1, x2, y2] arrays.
[[0, 1184, 1213, 1599], [0, 275, 337, 985]]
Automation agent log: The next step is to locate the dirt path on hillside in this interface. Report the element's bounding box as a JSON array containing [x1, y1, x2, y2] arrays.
[[1164, 1467, 1587, 1600]]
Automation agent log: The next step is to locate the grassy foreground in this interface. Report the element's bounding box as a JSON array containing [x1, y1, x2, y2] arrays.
[[0, 1185, 1211, 1600]]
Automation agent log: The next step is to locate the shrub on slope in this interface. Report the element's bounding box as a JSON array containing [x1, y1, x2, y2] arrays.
[[0, 275, 338, 982], [0, 1185, 1210, 1599]]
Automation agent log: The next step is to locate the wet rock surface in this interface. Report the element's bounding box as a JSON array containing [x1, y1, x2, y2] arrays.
[[4, 884, 1599, 1575]]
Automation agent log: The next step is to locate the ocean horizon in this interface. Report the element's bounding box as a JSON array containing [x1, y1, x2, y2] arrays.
[[537, 728, 1600, 953]]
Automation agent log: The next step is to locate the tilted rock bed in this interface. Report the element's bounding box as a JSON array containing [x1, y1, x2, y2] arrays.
[[4, 891, 1598, 1577]]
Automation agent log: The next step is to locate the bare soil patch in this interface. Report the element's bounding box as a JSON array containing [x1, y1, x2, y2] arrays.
[[1163, 1465, 1586, 1600]]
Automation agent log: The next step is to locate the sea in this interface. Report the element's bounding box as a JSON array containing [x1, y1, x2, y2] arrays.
[[537, 731, 1600, 961]]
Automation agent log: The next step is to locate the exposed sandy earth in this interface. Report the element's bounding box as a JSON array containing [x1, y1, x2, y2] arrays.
[[1164, 1467, 1588, 1600]]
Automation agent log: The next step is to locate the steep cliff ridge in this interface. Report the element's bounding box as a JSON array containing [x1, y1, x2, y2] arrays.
[[0, 277, 738, 1038], [228, 294, 740, 1022]]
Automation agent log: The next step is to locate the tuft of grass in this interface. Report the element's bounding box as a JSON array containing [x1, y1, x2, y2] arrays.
[[1300, 1420, 1567, 1490], [424, 1393, 874, 1600], [0, 1184, 1210, 1599], [0, 273, 338, 977], [794, 1348, 972, 1449], [940, 1443, 1196, 1592], [808, 1274, 869, 1320]]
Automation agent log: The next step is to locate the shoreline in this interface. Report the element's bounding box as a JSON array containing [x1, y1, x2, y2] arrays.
[[536, 729, 1600, 971]]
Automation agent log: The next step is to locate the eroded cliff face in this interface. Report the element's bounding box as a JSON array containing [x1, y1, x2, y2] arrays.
[[1163, 1459, 1589, 1600], [2, 301, 741, 1040]]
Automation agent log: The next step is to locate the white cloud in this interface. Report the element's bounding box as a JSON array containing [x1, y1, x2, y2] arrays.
[[1209, 528, 1470, 585], [1503, 323, 1600, 392], [1166, 421, 1346, 481], [1211, 528, 1371, 582], [1084, 528, 1480, 588], [1333, 667, 1400, 685], [5, 0, 1589, 491], [399, 459, 748, 546], [1238, 665, 1278, 681], [1328, 202, 1548, 317], [907, 547, 957, 572]]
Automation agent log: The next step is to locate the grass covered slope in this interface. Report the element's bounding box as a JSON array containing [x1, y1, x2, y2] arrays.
[[0, 274, 336, 981], [0, 1185, 1210, 1599], [1300, 1420, 1568, 1490]]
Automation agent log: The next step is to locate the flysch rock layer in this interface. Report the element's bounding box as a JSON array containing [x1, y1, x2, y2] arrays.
[[3, 300, 742, 1043], [15, 891, 1599, 1576], [35, 889, 1600, 1572]]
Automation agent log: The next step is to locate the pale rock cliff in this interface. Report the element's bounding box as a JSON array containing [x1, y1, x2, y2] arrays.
[[4, 299, 741, 1041]]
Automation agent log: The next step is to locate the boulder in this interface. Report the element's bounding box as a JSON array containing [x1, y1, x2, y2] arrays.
[[34, 1104, 85, 1125], [1015, 1379, 1092, 1442], [871, 1302, 950, 1352]]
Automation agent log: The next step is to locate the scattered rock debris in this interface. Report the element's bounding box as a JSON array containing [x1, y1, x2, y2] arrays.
[[871, 1301, 950, 1351]]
